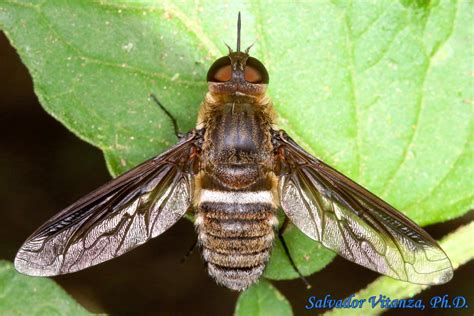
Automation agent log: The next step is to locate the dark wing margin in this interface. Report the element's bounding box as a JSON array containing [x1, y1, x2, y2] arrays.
[[15, 130, 202, 276], [273, 130, 453, 285]]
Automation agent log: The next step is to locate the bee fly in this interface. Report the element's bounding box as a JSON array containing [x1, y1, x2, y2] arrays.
[[15, 13, 453, 291]]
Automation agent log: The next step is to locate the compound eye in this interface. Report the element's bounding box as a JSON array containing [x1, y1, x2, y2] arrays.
[[244, 57, 269, 84], [207, 57, 232, 82]]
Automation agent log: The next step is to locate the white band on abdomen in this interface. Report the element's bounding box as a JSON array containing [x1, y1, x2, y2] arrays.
[[199, 189, 273, 204]]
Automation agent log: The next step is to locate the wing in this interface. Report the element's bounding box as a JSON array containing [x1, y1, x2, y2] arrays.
[[15, 130, 202, 276], [273, 130, 453, 285]]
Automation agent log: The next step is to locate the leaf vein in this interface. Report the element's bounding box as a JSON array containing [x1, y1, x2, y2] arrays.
[[380, 2, 460, 197], [380, 60, 430, 196], [353, 5, 388, 40], [405, 125, 472, 210], [32, 5, 203, 85], [428, 0, 458, 57], [343, 9, 362, 180], [360, 24, 407, 73], [91, 0, 222, 58]]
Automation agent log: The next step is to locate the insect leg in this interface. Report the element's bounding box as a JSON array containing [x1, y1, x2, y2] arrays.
[[278, 216, 312, 289], [180, 238, 198, 264], [149, 93, 184, 139]]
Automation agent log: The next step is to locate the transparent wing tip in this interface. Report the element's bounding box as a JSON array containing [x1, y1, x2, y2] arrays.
[[14, 249, 59, 277], [404, 257, 454, 285]]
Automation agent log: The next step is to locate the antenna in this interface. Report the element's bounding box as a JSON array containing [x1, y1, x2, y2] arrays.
[[237, 12, 241, 52]]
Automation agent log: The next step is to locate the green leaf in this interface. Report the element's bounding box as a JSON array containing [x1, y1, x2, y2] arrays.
[[234, 280, 293, 316], [0, 260, 89, 315], [323, 220, 474, 316], [0, 0, 471, 280]]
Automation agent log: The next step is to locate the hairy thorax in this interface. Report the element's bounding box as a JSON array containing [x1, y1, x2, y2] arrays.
[[198, 94, 275, 189]]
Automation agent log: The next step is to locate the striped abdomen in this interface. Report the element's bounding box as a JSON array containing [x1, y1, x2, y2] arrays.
[[195, 179, 277, 291]]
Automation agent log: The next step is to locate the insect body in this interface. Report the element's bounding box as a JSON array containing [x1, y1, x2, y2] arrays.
[[195, 59, 277, 289], [15, 14, 453, 291]]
